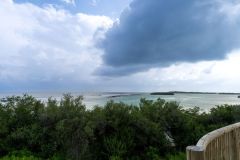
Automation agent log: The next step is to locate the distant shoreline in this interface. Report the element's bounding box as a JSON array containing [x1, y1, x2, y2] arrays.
[[150, 91, 240, 95]]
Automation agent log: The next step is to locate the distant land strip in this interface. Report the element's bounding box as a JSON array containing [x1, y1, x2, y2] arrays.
[[150, 91, 240, 95]]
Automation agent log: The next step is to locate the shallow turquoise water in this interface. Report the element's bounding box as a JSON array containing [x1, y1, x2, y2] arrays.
[[82, 93, 240, 111], [1, 92, 240, 111]]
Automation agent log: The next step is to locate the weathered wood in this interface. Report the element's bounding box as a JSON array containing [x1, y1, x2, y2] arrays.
[[187, 122, 240, 160], [186, 146, 205, 160], [236, 129, 240, 160]]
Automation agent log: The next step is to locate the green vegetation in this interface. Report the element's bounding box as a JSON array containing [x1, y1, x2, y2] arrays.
[[0, 94, 240, 159]]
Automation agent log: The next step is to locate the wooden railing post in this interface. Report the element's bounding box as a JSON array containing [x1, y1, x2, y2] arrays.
[[186, 122, 240, 160], [233, 129, 240, 160], [186, 146, 205, 160]]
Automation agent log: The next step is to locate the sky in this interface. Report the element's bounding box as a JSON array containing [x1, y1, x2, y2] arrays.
[[1, 0, 240, 92]]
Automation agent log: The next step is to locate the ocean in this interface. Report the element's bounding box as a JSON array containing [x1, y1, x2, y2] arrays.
[[1, 92, 240, 111]]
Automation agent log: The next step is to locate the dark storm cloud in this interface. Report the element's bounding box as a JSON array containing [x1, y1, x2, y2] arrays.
[[99, 0, 240, 76]]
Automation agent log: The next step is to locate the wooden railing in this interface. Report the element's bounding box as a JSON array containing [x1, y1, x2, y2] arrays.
[[186, 122, 240, 160]]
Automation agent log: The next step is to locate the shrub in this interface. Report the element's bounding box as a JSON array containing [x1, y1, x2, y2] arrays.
[[0, 94, 239, 159]]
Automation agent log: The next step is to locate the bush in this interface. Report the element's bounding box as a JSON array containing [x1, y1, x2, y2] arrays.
[[0, 150, 40, 160], [0, 94, 239, 159], [166, 152, 186, 160]]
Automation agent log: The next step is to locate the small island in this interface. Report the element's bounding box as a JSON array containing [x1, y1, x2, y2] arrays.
[[150, 92, 175, 95]]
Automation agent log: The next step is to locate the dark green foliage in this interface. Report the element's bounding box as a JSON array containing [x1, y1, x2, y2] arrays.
[[0, 95, 239, 159], [166, 152, 186, 160]]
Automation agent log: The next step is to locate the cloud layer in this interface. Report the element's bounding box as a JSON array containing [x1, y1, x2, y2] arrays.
[[91, 50, 240, 92], [100, 0, 240, 75], [1, 0, 240, 92], [0, 0, 112, 91], [131, 50, 240, 92]]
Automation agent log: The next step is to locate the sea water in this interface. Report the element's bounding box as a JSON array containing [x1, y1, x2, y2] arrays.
[[0, 92, 240, 111]]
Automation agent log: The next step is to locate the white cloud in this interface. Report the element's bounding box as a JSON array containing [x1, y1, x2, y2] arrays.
[[124, 50, 240, 92], [1, 0, 240, 92], [0, 0, 112, 91], [89, 50, 240, 92]]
